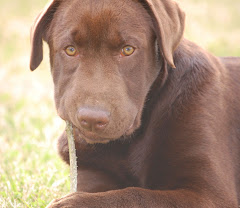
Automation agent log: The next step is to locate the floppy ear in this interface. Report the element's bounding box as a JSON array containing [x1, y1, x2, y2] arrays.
[[30, 0, 61, 71], [143, 0, 185, 68]]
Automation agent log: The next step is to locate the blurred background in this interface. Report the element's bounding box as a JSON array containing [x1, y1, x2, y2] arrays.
[[0, 0, 239, 207]]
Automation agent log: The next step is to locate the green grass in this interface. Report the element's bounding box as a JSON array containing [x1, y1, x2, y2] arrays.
[[0, 0, 239, 207], [0, 93, 69, 207]]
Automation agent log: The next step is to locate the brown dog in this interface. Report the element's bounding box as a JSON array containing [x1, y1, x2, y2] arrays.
[[30, 0, 240, 207]]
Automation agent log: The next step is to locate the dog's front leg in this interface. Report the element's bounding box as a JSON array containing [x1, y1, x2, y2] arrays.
[[46, 187, 221, 208]]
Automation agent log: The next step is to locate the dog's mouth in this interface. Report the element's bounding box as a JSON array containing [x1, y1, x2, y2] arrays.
[[72, 116, 138, 144], [78, 130, 112, 144]]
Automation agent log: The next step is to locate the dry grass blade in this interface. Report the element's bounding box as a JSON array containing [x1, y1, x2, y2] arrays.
[[65, 121, 78, 193]]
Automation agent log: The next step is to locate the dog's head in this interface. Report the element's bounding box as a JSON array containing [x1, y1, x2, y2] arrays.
[[30, 0, 185, 144]]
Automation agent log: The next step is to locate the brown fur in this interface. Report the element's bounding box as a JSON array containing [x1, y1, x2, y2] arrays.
[[30, 0, 240, 207]]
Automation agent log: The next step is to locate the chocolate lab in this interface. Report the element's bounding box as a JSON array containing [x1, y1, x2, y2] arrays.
[[30, 0, 240, 207]]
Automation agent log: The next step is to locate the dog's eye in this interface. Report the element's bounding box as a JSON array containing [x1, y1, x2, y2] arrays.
[[65, 46, 77, 56], [121, 46, 135, 56]]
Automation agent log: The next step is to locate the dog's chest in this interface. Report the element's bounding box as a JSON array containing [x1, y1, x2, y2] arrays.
[[77, 136, 170, 189]]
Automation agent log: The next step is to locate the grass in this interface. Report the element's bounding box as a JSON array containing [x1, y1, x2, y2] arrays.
[[0, 93, 70, 207], [0, 0, 239, 207]]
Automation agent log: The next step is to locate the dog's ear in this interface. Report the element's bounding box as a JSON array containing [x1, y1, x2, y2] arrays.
[[30, 0, 61, 71], [143, 0, 185, 68]]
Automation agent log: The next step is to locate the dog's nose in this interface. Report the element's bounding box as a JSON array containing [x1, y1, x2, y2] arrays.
[[77, 108, 110, 132]]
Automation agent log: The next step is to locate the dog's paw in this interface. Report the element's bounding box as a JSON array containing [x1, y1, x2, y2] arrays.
[[45, 192, 109, 208], [46, 193, 83, 208]]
